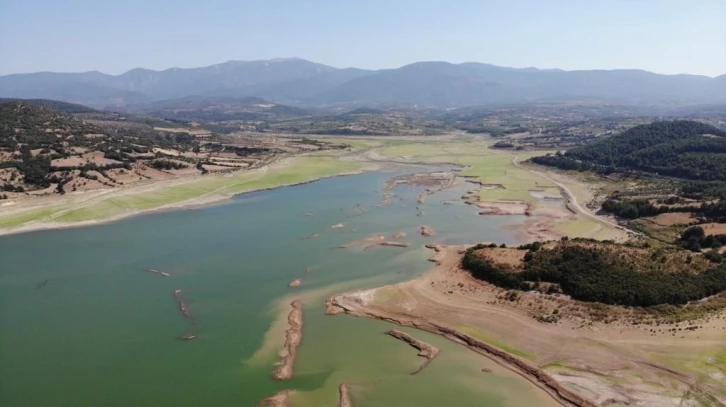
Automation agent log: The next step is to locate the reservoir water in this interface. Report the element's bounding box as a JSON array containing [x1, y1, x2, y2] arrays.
[[0, 169, 557, 406]]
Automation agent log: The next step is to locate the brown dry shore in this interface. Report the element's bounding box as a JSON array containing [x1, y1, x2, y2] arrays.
[[385, 329, 440, 374], [325, 245, 726, 406], [272, 300, 303, 380], [339, 383, 353, 407], [257, 391, 290, 407]]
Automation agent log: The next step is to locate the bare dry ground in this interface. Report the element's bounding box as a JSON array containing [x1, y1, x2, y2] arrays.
[[651, 212, 697, 226], [327, 246, 726, 407], [703, 223, 726, 235]]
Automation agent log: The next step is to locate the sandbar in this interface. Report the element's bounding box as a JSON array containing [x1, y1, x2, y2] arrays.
[[272, 300, 303, 380]]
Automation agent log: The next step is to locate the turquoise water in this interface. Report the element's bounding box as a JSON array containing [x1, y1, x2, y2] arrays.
[[0, 170, 553, 407]]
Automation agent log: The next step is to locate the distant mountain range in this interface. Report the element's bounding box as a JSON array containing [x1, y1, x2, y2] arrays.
[[1, 58, 724, 108]]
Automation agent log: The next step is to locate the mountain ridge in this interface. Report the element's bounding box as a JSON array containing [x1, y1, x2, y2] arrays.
[[1, 58, 724, 108]]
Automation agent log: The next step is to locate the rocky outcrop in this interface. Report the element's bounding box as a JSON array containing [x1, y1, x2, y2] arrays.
[[419, 226, 436, 236], [172, 289, 197, 341], [386, 329, 440, 374]]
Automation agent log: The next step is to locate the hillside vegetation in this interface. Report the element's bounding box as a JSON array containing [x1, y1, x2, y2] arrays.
[[532, 120, 726, 181], [0, 101, 340, 196], [462, 240, 726, 307]]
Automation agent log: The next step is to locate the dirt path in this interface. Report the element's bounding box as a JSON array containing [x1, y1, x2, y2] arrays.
[[511, 155, 634, 236]]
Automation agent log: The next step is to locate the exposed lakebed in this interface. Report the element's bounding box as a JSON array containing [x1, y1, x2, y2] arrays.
[[0, 168, 555, 407]]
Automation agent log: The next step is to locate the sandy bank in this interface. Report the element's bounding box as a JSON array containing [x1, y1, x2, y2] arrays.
[[272, 300, 303, 380], [325, 244, 722, 406], [339, 383, 353, 407], [386, 329, 440, 374], [258, 391, 290, 407]]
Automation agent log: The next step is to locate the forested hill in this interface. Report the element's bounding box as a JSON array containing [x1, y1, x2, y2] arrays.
[[531, 120, 726, 181]]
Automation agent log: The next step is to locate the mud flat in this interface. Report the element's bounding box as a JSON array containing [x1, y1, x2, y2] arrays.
[[339, 383, 353, 407], [419, 225, 436, 236], [272, 300, 303, 380], [379, 241, 409, 248], [172, 289, 197, 341], [339, 235, 410, 250], [325, 244, 725, 406], [258, 391, 290, 407], [327, 288, 596, 407], [383, 172, 457, 206], [145, 268, 170, 277], [475, 201, 531, 216], [386, 329, 440, 374]]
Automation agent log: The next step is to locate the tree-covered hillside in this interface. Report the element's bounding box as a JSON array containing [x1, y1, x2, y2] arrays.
[[532, 120, 726, 181]]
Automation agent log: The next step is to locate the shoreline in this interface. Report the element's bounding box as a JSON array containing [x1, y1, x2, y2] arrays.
[[325, 246, 594, 407], [324, 244, 722, 406], [0, 162, 372, 237]]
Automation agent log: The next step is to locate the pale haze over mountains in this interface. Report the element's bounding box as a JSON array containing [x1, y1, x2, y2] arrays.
[[1, 58, 724, 108]]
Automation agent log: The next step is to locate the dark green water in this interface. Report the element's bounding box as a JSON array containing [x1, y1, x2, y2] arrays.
[[0, 170, 555, 406]]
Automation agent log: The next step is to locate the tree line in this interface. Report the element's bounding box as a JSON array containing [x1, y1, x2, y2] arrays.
[[462, 243, 726, 307], [531, 120, 726, 182]]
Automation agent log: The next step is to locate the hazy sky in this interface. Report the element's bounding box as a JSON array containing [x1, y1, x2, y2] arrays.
[[1, 0, 724, 76]]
